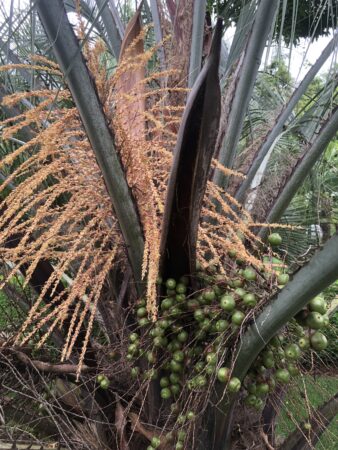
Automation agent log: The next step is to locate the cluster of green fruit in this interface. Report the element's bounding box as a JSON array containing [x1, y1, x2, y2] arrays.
[[121, 232, 330, 447], [126, 235, 287, 399], [123, 268, 265, 448], [96, 373, 110, 389], [128, 270, 268, 398], [145, 428, 188, 450], [295, 295, 329, 347], [242, 295, 329, 410]]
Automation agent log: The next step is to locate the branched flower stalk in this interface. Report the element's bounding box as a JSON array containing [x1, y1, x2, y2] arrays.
[[0, 30, 294, 375]]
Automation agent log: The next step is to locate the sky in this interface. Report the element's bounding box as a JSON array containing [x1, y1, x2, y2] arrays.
[[0, 0, 337, 81]]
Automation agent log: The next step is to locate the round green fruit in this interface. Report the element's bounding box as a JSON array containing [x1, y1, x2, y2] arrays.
[[205, 364, 214, 376], [169, 306, 182, 318], [285, 343, 301, 360], [194, 361, 205, 373], [203, 288, 216, 302], [257, 365, 267, 375], [169, 373, 180, 384], [310, 332, 328, 351], [287, 363, 299, 376], [169, 340, 182, 352], [268, 233, 282, 246], [277, 273, 289, 285], [304, 422, 312, 431], [213, 285, 222, 296], [160, 377, 170, 388], [247, 383, 257, 394], [264, 349, 274, 358], [263, 355, 275, 368], [129, 332, 139, 342], [215, 319, 229, 332], [206, 352, 217, 365], [196, 375, 207, 388], [308, 296, 327, 315], [154, 336, 168, 347], [170, 360, 183, 373], [256, 383, 269, 396], [233, 278, 244, 288], [131, 367, 140, 378], [220, 295, 236, 312], [166, 278, 176, 289], [243, 293, 257, 307], [177, 330, 188, 343], [232, 310, 245, 325], [243, 268, 257, 281], [177, 430, 187, 441], [100, 378, 110, 389], [322, 314, 330, 327], [150, 436, 161, 448], [228, 377, 241, 392], [244, 394, 257, 407], [187, 410, 195, 420], [160, 388, 171, 399], [97, 374, 104, 383], [145, 369, 158, 380], [137, 307, 147, 318], [175, 443, 184, 450], [270, 333, 285, 346], [138, 317, 149, 327], [147, 351, 156, 364], [306, 311, 325, 330], [176, 283, 186, 294], [170, 384, 180, 396], [194, 309, 205, 322], [159, 319, 170, 329], [161, 298, 174, 311], [254, 398, 264, 410], [173, 350, 185, 363], [187, 380, 195, 390], [275, 368, 290, 384], [217, 367, 230, 383], [235, 288, 247, 298], [228, 249, 237, 258], [151, 327, 165, 338], [294, 325, 305, 337], [176, 294, 186, 303], [137, 298, 146, 307], [187, 299, 199, 310], [128, 343, 139, 355], [298, 337, 310, 350]]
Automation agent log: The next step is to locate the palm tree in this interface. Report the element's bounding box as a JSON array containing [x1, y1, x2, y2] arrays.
[[0, 1, 337, 449]]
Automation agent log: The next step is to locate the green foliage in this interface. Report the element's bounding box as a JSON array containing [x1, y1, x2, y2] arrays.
[[0, 277, 24, 331], [276, 376, 338, 448], [208, 0, 337, 43]]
